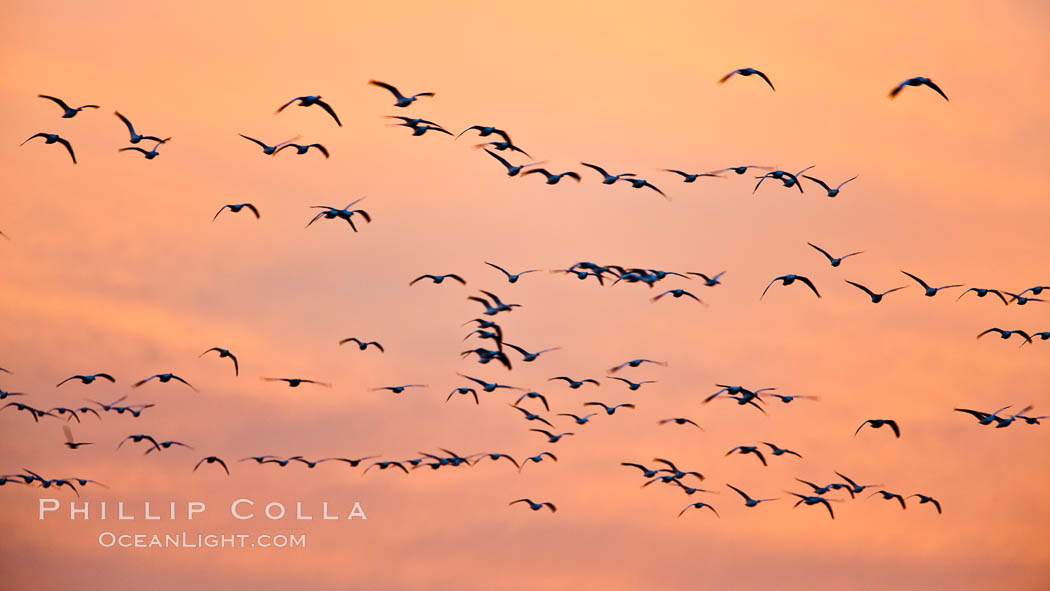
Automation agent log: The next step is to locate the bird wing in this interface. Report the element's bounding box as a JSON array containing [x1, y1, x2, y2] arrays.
[[314, 99, 342, 126], [114, 111, 137, 135], [802, 176, 831, 193], [888, 420, 901, 438], [797, 276, 821, 297], [369, 80, 405, 100], [901, 271, 931, 290], [754, 70, 776, 91], [55, 137, 77, 163], [239, 134, 267, 148], [923, 79, 950, 101], [845, 280, 876, 298], [484, 149, 512, 170]]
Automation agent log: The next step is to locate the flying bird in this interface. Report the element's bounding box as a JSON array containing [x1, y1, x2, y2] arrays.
[[458, 125, 512, 143], [767, 393, 819, 403], [509, 499, 556, 513], [39, 94, 98, 118], [617, 176, 667, 198], [889, 77, 949, 101], [727, 484, 777, 507], [581, 162, 635, 184], [558, 412, 597, 425], [808, 243, 863, 267], [194, 456, 230, 475], [609, 359, 666, 373], [144, 440, 193, 454], [663, 169, 722, 183], [62, 425, 92, 449], [790, 493, 835, 519], [761, 275, 821, 299], [687, 271, 725, 287], [114, 112, 167, 144], [583, 402, 635, 415], [212, 203, 260, 222], [483, 149, 543, 177], [261, 377, 331, 388], [275, 143, 329, 158], [446, 387, 479, 405], [485, 262, 540, 283], [1004, 292, 1045, 306], [410, 273, 466, 286], [678, 502, 719, 518], [549, 376, 599, 389], [651, 289, 704, 303], [753, 166, 814, 194], [363, 461, 409, 475], [719, 68, 775, 91], [802, 175, 857, 198], [608, 377, 656, 391], [761, 442, 802, 458], [514, 391, 550, 411], [468, 290, 520, 315], [371, 384, 426, 394], [907, 494, 942, 514], [530, 429, 574, 443], [954, 405, 1015, 426], [519, 452, 558, 470], [869, 490, 908, 510], [275, 96, 341, 126], [20, 133, 76, 163], [238, 134, 297, 155], [339, 337, 384, 353], [976, 328, 1033, 344], [522, 168, 581, 185], [369, 80, 435, 107], [711, 165, 772, 175], [845, 280, 907, 303], [855, 419, 901, 438], [133, 373, 197, 392], [726, 445, 767, 466], [503, 343, 559, 362], [119, 139, 169, 160], [56, 373, 115, 387], [199, 347, 239, 376], [901, 271, 963, 297], [658, 417, 703, 430]]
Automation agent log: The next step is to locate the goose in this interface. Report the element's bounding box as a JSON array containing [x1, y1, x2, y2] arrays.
[[976, 328, 1033, 344], [459, 374, 520, 393], [371, 384, 426, 394], [56, 373, 115, 387], [530, 429, 574, 443], [193, 456, 230, 475], [584, 401, 635, 415], [956, 288, 1009, 305], [275, 95, 341, 126], [212, 203, 259, 222], [954, 405, 1013, 426], [133, 373, 197, 392], [118, 434, 160, 451], [119, 139, 170, 160], [0, 389, 26, 399], [651, 289, 704, 303], [410, 273, 466, 286], [21, 133, 76, 163], [1004, 292, 1045, 306], [993, 405, 1034, 429], [663, 169, 722, 183], [482, 149, 543, 176], [809, 243, 863, 267], [687, 271, 725, 287], [363, 461, 409, 475], [802, 175, 857, 197], [509, 499, 556, 513], [727, 484, 777, 507], [199, 348, 239, 376], [678, 502, 719, 518], [621, 462, 664, 478], [889, 77, 948, 101], [38, 94, 98, 118], [144, 440, 193, 454], [461, 348, 513, 370], [369, 80, 434, 107], [468, 290, 521, 315], [1016, 414, 1048, 425], [845, 280, 907, 303], [549, 376, 599, 389], [114, 111, 167, 143], [581, 162, 635, 184], [1019, 285, 1050, 296], [617, 176, 667, 198], [511, 404, 553, 427], [504, 343, 559, 362], [306, 204, 371, 232], [274, 142, 329, 158], [62, 426, 92, 449], [522, 168, 581, 185], [238, 133, 297, 155], [869, 489, 907, 509], [726, 445, 767, 466], [446, 387, 479, 405], [519, 452, 557, 470], [761, 274, 821, 299], [753, 166, 814, 194], [474, 140, 532, 157], [609, 376, 656, 391], [393, 122, 453, 136], [658, 417, 703, 430], [767, 393, 819, 403], [901, 271, 963, 296], [458, 125, 511, 143], [855, 419, 900, 438], [907, 494, 942, 514], [48, 407, 85, 423], [339, 337, 384, 352], [558, 412, 597, 425], [652, 458, 705, 482], [762, 442, 802, 458], [719, 68, 775, 91], [789, 493, 835, 519], [485, 261, 541, 283], [514, 391, 550, 411], [834, 472, 882, 497], [469, 453, 519, 469], [609, 359, 666, 372], [261, 377, 331, 388], [710, 165, 772, 175]]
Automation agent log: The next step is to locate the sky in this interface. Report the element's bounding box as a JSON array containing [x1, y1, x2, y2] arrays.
[[1, 1, 1049, 589]]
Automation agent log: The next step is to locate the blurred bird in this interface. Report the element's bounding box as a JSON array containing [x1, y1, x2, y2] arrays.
[[762, 442, 802, 458], [584, 402, 635, 415], [869, 490, 908, 510], [275, 95, 341, 126], [212, 203, 260, 222], [530, 429, 574, 443], [39, 95, 98, 118], [901, 271, 963, 297], [504, 343, 559, 363], [678, 502, 719, 518], [261, 377, 331, 388], [56, 373, 115, 387], [458, 125, 512, 143], [199, 348, 239, 375], [482, 149, 543, 177], [475, 140, 531, 157], [651, 289, 704, 303], [238, 134, 297, 155], [727, 484, 777, 507], [658, 417, 703, 430], [808, 243, 863, 267], [789, 493, 835, 519], [133, 373, 197, 392], [514, 391, 550, 411], [610, 359, 667, 373], [581, 162, 635, 184], [275, 142, 329, 158], [845, 280, 907, 303], [558, 412, 597, 425], [339, 337, 385, 353], [802, 175, 857, 198], [907, 494, 942, 514], [115, 112, 167, 144], [976, 328, 1033, 344], [371, 384, 426, 394], [855, 419, 900, 438], [62, 426, 92, 449], [410, 273, 465, 286], [719, 68, 775, 91], [762, 274, 821, 299], [369, 80, 435, 107], [956, 288, 1008, 305], [889, 77, 949, 101], [687, 271, 725, 287], [663, 169, 722, 183], [617, 176, 667, 198], [485, 262, 540, 283], [119, 139, 169, 160], [522, 168, 581, 185], [509, 499, 556, 513], [726, 445, 767, 466], [549, 376, 599, 389], [446, 387, 479, 405], [21, 133, 76, 163], [609, 377, 656, 391], [468, 290, 520, 315], [194, 457, 230, 475]]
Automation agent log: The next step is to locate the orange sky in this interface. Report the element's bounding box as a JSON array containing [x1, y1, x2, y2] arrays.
[[1, 1, 1049, 589]]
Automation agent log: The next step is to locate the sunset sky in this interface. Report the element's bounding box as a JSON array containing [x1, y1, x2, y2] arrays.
[[2, 1, 1049, 589]]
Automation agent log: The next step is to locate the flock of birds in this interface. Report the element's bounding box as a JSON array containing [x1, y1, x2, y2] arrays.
[[4, 69, 1045, 522]]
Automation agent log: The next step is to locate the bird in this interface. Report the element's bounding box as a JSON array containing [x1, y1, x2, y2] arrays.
[[118, 434, 160, 451], [371, 384, 426, 394], [261, 377, 331, 388], [212, 203, 260, 222], [410, 273, 466, 286], [652, 458, 705, 482], [133, 373, 197, 392], [56, 373, 115, 387], [1016, 414, 1049, 425], [114, 112, 167, 144], [845, 280, 907, 303], [687, 271, 725, 287], [558, 412, 597, 425], [469, 453, 519, 469], [907, 494, 942, 514], [468, 290, 521, 315], [609, 359, 667, 373], [753, 166, 814, 194], [727, 484, 777, 507], [474, 140, 531, 157], [482, 149, 543, 177], [363, 461, 409, 475], [726, 445, 767, 466], [238, 134, 298, 155], [834, 472, 882, 497], [485, 262, 541, 283], [275, 96, 341, 126], [503, 343, 559, 362], [608, 377, 656, 391], [664, 169, 722, 183], [369, 80, 434, 107], [889, 77, 949, 101], [459, 374, 520, 393], [458, 125, 512, 143], [808, 243, 863, 267], [461, 348, 513, 371], [581, 162, 635, 184], [21, 133, 76, 163], [318, 456, 380, 468], [275, 143, 329, 158], [522, 168, 581, 185], [651, 289, 704, 303], [446, 387, 479, 405], [1019, 285, 1050, 296], [394, 122, 452, 137], [1003, 292, 1045, 306], [119, 139, 169, 160], [954, 405, 1013, 426], [583, 402, 635, 415], [976, 328, 1033, 344], [530, 429, 574, 443], [193, 456, 230, 475], [719, 68, 775, 91], [767, 393, 819, 403], [802, 175, 857, 198], [62, 426, 92, 449], [678, 502, 719, 518], [617, 176, 667, 198], [901, 271, 963, 297], [514, 391, 550, 411], [869, 490, 908, 510], [761, 275, 821, 299], [658, 417, 703, 430], [761, 442, 802, 458], [199, 348, 239, 375], [511, 405, 554, 427], [144, 440, 193, 454], [992, 405, 1034, 429], [509, 499, 556, 513], [621, 462, 664, 478], [306, 201, 371, 231], [855, 419, 901, 438], [38, 94, 98, 118], [549, 376, 599, 389], [339, 337, 384, 353], [0, 389, 26, 399], [519, 452, 558, 470], [711, 165, 773, 175], [789, 493, 835, 519]]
